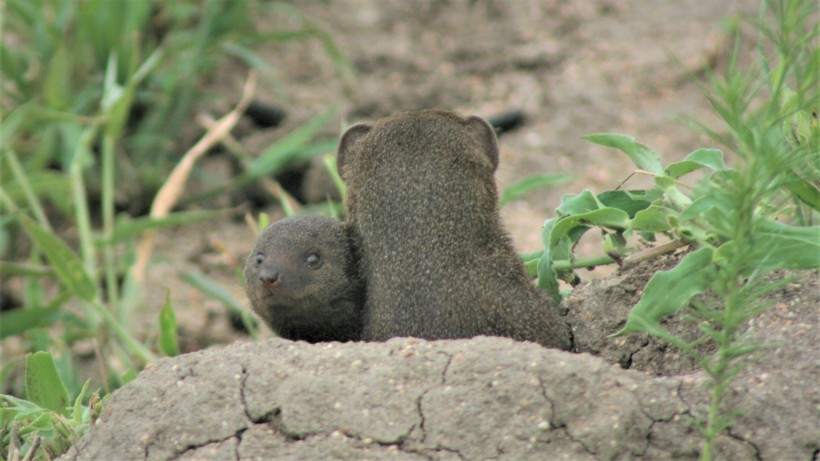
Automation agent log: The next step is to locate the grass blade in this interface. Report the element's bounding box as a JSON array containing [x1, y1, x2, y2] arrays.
[[584, 133, 664, 174], [499, 174, 572, 208], [246, 109, 336, 178], [0, 306, 61, 340], [17, 214, 98, 303], [180, 269, 258, 338], [25, 352, 70, 417], [158, 292, 179, 357], [104, 209, 231, 245]]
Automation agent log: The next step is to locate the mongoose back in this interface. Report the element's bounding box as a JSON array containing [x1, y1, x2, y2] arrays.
[[243, 215, 364, 342], [337, 109, 571, 350]]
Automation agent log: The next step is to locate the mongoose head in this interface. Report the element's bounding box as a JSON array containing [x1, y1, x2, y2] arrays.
[[336, 109, 499, 179], [243, 215, 359, 330]]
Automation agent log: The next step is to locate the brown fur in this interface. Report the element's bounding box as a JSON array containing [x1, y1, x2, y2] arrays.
[[243, 215, 364, 343], [337, 109, 571, 349]]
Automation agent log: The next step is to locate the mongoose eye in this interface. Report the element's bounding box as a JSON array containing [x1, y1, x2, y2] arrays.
[[255, 252, 264, 265], [305, 252, 322, 269]]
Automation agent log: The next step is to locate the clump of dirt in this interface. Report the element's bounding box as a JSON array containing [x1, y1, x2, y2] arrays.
[[564, 250, 707, 375]]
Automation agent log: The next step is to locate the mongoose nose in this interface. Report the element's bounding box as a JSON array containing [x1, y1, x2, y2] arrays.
[[259, 270, 281, 288]]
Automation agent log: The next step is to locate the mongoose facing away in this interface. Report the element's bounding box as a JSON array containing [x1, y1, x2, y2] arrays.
[[301, 109, 526, 205], [243, 215, 364, 343], [337, 109, 572, 350]]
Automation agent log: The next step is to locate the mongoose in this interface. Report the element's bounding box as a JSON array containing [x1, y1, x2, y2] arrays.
[[301, 109, 526, 204], [243, 215, 364, 342], [337, 109, 572, 350]]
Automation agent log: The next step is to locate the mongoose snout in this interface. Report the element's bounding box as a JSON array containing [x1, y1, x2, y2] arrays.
[[258, 268, 281, 289]]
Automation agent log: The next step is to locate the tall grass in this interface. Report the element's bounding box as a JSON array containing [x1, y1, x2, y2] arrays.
[[1, 1, 351, 458]]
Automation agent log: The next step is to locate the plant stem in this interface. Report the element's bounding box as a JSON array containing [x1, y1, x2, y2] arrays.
[[101, 134, 120, 316], [69, 127, 99, 285], [700, 327, 725, 459], [4, 150, 53, 230], [552, 255, 617, 270]]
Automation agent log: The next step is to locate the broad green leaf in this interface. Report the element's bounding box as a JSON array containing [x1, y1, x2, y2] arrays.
[[556, 189, 605, 216], [597, 190, 657, 217], [664, 148, 726, 178], [716, 221, 820, 271], [17, 214, 97, 303], [679, 195, 722, 222], [550, 208, 630, 247], [158, 293, 179, 357], [551, 233, 576, 262], [523, 258, 538, 278], [614, 247, 715, 336], [602, 233, 620, 255], [785, 177, 820, 211], [537, 218, 561, 303], [654, 175, 693, 208], [499, 174, 572, 208], [631, 205, 672, 233], [583, 133, 664, 174], [520, 250, 544, 278], [536, 254, 561, 304], [25, 352, 70, 416]]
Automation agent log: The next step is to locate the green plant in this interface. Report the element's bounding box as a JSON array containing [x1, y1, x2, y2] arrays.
[[1, 1, 352, 457], [1, 352, 106, 460], [532, 1, 818, 458]]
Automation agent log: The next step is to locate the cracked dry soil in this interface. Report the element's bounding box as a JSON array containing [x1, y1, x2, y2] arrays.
[[60, 268, 818, 461]]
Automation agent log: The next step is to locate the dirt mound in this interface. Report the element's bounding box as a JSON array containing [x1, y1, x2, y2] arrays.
[[60, 269, 818, 461]]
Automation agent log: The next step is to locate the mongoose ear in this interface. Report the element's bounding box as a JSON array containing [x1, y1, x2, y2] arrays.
[[465, 115, 499, 171], [337, 123, 372, 178]]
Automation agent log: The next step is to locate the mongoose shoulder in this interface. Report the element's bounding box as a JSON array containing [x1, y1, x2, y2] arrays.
[[243, 215, 364, 343], [337, 109, 571, 350]]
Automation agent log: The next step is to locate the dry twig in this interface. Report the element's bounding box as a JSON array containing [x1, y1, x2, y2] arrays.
[[131, 72, 257, 283]]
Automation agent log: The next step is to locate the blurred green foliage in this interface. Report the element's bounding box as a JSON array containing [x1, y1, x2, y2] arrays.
[[1, 1, 352, 458]]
